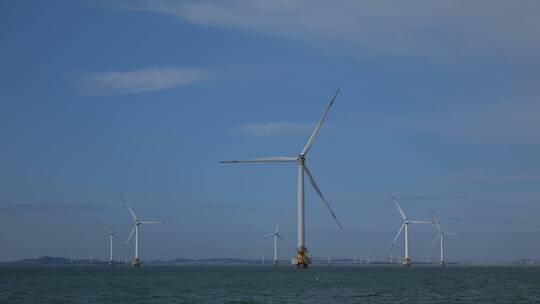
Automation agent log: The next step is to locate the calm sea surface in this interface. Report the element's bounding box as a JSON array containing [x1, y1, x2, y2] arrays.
[[1, 265, 539, 303]]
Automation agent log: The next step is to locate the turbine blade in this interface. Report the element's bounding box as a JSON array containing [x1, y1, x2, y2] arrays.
[[435, 222, 442, 232], [94, 220, 113, 234], [303, 164, 343, 229], [112, 224, 131, 234], [300, 89, 340, 156], [121, 196, 138, 221], [259, 232, 275, 239], [274, 215, 281, 234], [219, 157, 297, 163], [391, 223, 405, 247], [391, 194, 407, 220], [126, 225, 135, 245], [445, 232, 458, 236], [140, 220, 169, 224], [409, 220, 432, 224], [429, 233, 441, 250], [430, 210, 443, 232], [276, 233, 292, 249]]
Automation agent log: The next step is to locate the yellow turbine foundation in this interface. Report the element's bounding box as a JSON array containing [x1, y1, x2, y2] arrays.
[[293, 247, 310, 269]]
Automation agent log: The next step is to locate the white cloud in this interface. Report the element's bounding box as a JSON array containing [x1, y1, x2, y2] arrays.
[[0, 203, 105, 213], [121, 0, 540, 62], [358, 98, 540, 143], [77, 66, 209, 95], [446, 171, 540, 183], [235, 122, 312, 137]]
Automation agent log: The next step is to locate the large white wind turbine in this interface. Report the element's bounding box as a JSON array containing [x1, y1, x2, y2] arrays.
[[429, 212, 458, 266], [390, 194, 431, 267], [122, 196, 170, 267], [221, 89, 343, 268], [95, 220, 127, 266], [260, 214, 289, 266]]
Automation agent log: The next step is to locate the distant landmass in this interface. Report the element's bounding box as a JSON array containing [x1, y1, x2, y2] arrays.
[[2, 256, 540, 266]]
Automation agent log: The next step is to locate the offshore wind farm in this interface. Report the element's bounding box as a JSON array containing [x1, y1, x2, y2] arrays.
[[0, 87, 484, 270], [0, 90, 530, 269], [2, 1, 540, 303]]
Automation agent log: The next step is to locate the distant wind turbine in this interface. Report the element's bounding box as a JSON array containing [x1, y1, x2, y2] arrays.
[[429, 211, 458, 266], [260, 214, 289, 266], [221, 89, 343, 268], [95, 220, 127, 266], [390, 194, 431, 267], [122, 196, 170, 267]]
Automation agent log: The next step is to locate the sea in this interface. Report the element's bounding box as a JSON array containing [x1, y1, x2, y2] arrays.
[[1, 265, 539, 303]]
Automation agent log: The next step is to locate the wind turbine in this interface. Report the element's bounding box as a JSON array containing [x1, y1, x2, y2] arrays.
[[122, 196, 170, 267], [260, 214, 289, 266], [221, 89, 343, 268], [429, 212, 458, 266], [390, 194, 431, 267], [95, 220, 127, 266]]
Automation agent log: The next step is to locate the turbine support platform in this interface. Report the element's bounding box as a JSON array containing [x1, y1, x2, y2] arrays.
[[132, 258, 141, 267], [108, 261, 114, 266], [440, 261, 446, 267], [292, 247, 310, 269], [403, 257, 412, 267]]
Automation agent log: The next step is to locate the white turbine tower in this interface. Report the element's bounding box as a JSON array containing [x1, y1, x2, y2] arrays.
[[122, 196, 170, 267], [429, 212, 458, 266], [221, 89, 343, 268], [95, 220, 127, 266], [260, 214, 289, 266], [390, 194, 431, 267]]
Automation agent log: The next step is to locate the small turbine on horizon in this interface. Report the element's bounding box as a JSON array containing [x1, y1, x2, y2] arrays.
[[429, 211, 458, 266], [95, 220, 127, 266], [122, 196, 170, 267], [260, 214, 289, 266], [390, 194, 431, 267], [221, 89, 343, 268]]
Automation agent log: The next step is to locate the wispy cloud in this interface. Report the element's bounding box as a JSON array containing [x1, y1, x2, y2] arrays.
[[358, 98, 540, 143], [0, 203, 105, 213], [475, 193, 540, 203], [235, 122, 312, 137], [119, 0, 540, 62], [76, 66, 209, 95], [395, 194, 467, 202], [190, 202, 254, 213], [447, 171, 540, 183]]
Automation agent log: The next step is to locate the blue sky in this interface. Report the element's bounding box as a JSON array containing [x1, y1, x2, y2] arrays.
[[1, 0, 540, 262]]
